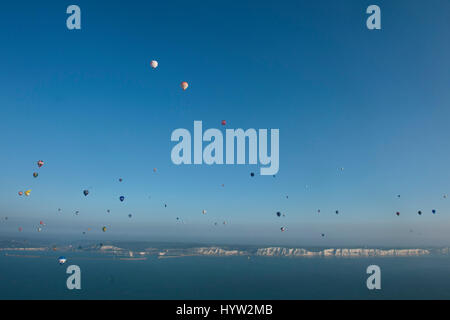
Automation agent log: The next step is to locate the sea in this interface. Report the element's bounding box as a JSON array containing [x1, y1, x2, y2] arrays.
[[1, 252, 450, 299]]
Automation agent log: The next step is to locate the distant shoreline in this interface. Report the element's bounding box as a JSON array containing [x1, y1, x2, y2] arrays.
[[2, 245, 449, 259]]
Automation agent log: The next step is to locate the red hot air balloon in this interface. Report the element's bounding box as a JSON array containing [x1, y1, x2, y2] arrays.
[[37, 160, 44, 168], [221, 120, 226, 126]]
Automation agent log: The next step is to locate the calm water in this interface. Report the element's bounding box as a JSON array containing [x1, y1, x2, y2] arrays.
[[1, 253, 450, 299]]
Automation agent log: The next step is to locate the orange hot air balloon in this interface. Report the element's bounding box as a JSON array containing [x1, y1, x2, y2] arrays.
[[180, 81, 189, 91], [18, 191, 23, 196]]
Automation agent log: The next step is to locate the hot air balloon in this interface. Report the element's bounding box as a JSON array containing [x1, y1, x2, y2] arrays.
[[150, 60, 158, 69], [181, 81, 189, 90], [18, 191, 23, 196], [396, 211, 400, 216], [153, 168, 157, 173], [128, 214, 132, 218], [107, 209, 110, 213], [102, 226, 107, 232], [33, 172, 38, 178], [276, 212, 281, 217], [37, 160, 44, 168], [58, 257, 67, 265], [119, 178, 123, 182], [432, 209, 436, 214], [221, 120, 226, 126], [335, 210, 339, 215], [119, 196, 125, 202], [39, 221, 45, 225], [418, 210, 422, 215], [37, 227, 42, 232], [18, 227, 22, 232], [321, 233, 325, 237], [280, 227, 286, 232], [83, 190, 89, 196], [202, 210, 207, 215], [250, 172, 255, 177], [25, 190, 31, 196]]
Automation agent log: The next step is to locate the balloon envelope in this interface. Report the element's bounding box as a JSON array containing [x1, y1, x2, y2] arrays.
[[58, 257, 67, 265], [181, 81, 189, 90]]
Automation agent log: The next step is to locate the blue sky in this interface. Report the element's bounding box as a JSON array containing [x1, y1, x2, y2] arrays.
[[0, 0, 450, 246]]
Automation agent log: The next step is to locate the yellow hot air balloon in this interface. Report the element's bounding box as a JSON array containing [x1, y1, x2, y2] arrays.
[[102, 226, 107, 232], [180, 81, 189, 91], [25, 190, 31, 196]]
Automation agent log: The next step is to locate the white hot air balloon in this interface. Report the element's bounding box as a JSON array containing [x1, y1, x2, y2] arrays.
[[150, 60, 158, 69]]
